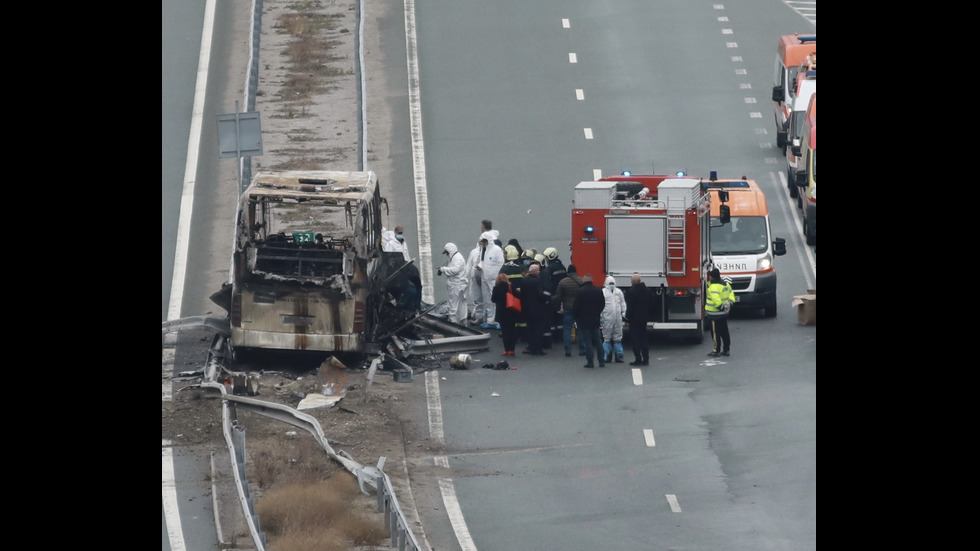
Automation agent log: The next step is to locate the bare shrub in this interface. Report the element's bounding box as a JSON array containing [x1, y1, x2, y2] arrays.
[[251, 436, 341, 488], [256, 476, 387, 550]]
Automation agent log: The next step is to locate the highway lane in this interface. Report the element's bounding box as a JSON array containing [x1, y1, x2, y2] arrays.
[[162, 0, 205, 322], [403, 1, 816, 550], [162, 0, 248, 548]]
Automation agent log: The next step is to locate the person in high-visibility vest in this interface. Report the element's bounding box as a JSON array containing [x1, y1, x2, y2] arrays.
[[705, 268, 735, 357]]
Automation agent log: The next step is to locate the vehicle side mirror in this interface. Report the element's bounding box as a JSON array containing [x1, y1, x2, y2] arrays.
[[772, 237, 787, 256], [718, 190, 729, 203], [771, 85, 783, 103], [719, 204, 731, 224], [791, 144, 801, 157], [796, 171, 807, 187]]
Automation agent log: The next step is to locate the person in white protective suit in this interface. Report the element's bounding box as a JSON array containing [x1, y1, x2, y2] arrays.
[[477, 231, 505, 329], [382, 225, 411, 261], [601, 275, 627, 363], [464, 238, 484, 324], [437, 242, 468, 324]]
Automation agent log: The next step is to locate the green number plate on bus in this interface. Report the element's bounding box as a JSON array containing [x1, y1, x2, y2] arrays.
[[293, 231, 315, 243]]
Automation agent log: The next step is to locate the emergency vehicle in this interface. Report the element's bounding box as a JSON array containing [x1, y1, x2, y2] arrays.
[[570, 174, 712, 343], [704, 173, 787, 317], [772, 34, 815, 153], [785, 58, 815, 198], [796, 93, 816, 245]]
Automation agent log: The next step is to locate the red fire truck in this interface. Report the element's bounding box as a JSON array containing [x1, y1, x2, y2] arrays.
[[570, 175, 713, 343]]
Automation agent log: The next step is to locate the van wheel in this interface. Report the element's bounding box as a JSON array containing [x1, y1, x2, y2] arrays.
[[764, 299, 777, 318], [787, 169, 798, 198], [802, 215, 814, 245]]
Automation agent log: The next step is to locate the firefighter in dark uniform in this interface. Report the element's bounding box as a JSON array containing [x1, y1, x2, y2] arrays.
[[541, 247, 566, 347]]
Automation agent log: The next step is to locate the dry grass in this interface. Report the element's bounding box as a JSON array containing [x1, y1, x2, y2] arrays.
[[252, 436, 388, 550], [272, 146, 352, 170], [275, 6, 348, 111], [256, 478, 388, 551]]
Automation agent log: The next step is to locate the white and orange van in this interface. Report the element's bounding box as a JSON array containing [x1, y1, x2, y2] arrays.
[[772, 34, 815, 153], [785, 58, 815, 198], [796, 94, 816, 245], [705, 173, 787, 317]]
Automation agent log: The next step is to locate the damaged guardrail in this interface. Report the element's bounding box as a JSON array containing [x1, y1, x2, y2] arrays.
[[201, 354, 423, 551]]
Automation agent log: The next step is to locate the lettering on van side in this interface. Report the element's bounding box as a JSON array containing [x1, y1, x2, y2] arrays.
[[715, 261, 748, 272]]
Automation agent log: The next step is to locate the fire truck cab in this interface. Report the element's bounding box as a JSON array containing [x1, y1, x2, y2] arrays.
[[772, 34, 816, 153], [570, 175, 712, 343], [704, 173, 787, 317]]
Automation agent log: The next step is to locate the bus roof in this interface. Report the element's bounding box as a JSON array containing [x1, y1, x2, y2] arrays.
[[247, 170, 378, 202], [777, 34, 816, 66]]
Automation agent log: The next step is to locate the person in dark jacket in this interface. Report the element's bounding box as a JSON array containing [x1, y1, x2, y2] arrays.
[[491, 272, 519, 356], [624, 272, 652, 366], [517, 264, 548, 355], [395, 263, 423, 312], [553, 264, 585, 357], [572, 274, 606, 368], [499, 245, 527, 344], [541, 247, 567, 347]]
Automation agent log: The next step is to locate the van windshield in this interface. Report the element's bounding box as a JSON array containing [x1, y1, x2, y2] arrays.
[[711, 216, 768, 255]]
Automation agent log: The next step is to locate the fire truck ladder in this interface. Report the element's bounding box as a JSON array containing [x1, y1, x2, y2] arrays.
[[666, 206, 686, 276]]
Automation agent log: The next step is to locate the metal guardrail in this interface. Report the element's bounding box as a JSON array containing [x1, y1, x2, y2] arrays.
[[202, 353, 423, 551]]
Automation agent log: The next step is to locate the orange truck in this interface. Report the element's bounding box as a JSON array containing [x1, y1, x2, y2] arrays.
[[795, 94, 816, 245], [772, 34, 815, 154]]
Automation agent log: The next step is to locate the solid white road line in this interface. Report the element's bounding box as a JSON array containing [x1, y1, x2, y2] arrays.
[[403, 0, 435, 304], [425, 371, 478, 550], [163, 442, 187, 551]]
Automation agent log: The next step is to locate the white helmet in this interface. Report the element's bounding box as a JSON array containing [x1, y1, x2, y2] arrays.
[[543, 247, 559, 261]]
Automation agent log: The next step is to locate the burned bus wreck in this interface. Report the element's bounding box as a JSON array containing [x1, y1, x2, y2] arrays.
[[207, 170, 488, 363]]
